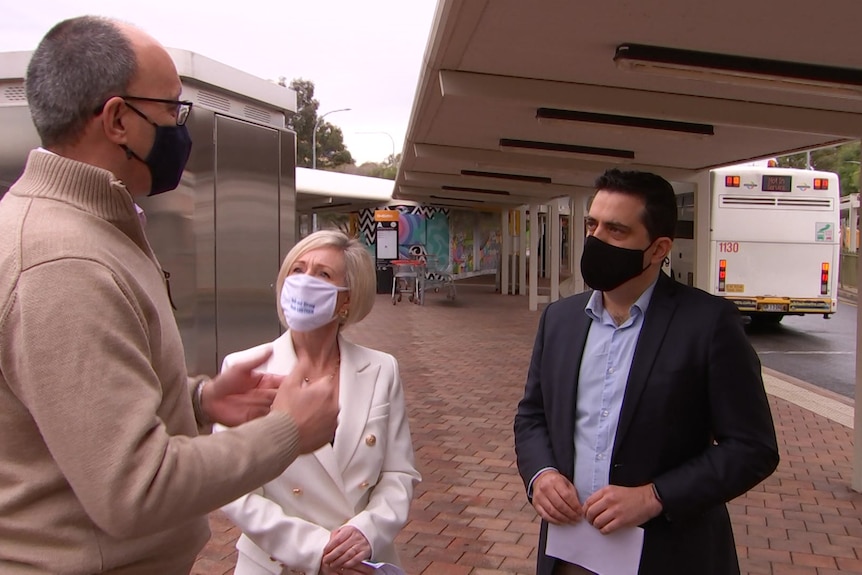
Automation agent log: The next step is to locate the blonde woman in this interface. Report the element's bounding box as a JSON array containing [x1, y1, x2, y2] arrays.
[[216, 230, 420, 575]]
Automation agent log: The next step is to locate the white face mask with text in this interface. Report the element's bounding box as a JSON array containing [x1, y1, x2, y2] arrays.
[[280, 274, 349, 332]]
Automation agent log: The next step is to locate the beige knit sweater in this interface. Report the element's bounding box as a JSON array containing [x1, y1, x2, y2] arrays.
[[0, 151, 300, 574]]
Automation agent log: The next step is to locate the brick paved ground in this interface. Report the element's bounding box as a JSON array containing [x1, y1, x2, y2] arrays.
[[192, 282, 862, 575]]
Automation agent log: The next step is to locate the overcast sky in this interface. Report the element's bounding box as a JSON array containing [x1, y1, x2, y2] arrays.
[[1, 0, 439, 164]]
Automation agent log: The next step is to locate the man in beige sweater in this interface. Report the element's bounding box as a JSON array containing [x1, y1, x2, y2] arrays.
[[0, 16, 339, 575]]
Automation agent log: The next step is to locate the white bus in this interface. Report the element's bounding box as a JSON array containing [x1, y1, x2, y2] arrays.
[[672, 165, 840, 324]]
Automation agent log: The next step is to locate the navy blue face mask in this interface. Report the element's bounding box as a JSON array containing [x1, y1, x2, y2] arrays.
[[580, 235, 652, 292], [121, 103, 192, 196]]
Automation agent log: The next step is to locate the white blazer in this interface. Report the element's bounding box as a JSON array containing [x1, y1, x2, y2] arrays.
[[215, 332, 421, 575]]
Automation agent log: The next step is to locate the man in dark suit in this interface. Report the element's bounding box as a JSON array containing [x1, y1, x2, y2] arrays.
[[514, 169, 779, 575]]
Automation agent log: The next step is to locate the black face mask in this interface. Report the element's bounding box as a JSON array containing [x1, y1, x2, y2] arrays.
[[580, 235, 652, 292], [122, 105, 192, 196]]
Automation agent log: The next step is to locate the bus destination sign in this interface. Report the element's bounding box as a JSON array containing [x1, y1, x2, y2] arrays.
[[761, 175, 792, 192]]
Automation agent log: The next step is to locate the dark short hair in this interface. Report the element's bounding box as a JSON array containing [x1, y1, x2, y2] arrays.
[[593, 168, 678, 240], [25, 16, 137, 146]]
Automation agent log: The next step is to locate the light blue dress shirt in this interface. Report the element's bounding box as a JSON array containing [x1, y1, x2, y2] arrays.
[[527, 279, 659, 500], [572, 280, 657, 502]]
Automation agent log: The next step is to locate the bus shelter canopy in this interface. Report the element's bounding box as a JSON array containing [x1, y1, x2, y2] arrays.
[[395, 0, 862, 209]]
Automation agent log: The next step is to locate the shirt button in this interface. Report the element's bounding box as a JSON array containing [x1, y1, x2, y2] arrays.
[[601, 410, 609, 417], [608, 367, 615, 374], [597, 453, 605, 460], [292, 488, 302, 495]]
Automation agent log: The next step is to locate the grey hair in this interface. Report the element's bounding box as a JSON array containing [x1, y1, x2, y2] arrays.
[[25, 16, 137, 146]]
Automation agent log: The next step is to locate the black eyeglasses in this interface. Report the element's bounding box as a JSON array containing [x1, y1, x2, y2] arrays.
[[94, 96, 193, 126]]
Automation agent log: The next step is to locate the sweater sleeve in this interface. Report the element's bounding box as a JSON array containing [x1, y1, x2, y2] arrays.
[[0, 258, 300, 539]]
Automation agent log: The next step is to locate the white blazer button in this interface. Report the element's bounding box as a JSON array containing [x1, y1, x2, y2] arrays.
[[365, 434, 377, 446], [360, 481, 370, 488], [292, 488, 302, 495]]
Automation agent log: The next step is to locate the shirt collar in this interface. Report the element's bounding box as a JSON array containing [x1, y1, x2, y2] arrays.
[[584, 274, 660, 322]]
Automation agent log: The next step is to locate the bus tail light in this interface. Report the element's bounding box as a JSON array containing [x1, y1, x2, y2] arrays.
[[718, 259, 727, 292], [821, 262, 829, 295], [814, 178, 829, 190], [725, 175, 740, 188]]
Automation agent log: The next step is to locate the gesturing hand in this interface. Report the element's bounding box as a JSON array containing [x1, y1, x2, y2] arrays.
[[531, 470, 583, 525], [202, 346, 280, 426], [322, 526, 372, 569], [270, 359, 340, 454]]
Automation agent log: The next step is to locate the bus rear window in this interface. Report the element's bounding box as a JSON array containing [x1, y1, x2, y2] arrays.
[[762, 175, 792, 192]]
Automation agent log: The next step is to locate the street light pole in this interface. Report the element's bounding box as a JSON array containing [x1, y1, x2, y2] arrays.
[[312, 108, 351, 170], [356, 131, 396, 163]]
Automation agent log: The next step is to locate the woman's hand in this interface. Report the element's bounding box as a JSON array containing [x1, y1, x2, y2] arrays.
[[322, 525, 372, 569]]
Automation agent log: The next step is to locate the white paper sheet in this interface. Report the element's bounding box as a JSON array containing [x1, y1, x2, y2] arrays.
[[546, 520, 644, 575], [361, 560, 406, 575]]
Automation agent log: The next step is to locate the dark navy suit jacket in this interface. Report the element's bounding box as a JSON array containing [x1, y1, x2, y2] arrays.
[[514, 273, 779, 575]]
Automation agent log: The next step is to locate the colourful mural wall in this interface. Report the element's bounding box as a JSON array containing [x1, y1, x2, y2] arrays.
[[425, 212, 450, 271], [397, 213, 425, 259], [449, 211, 474, 274], [477, 212, 502, 270], [448, 210, 502, 274], [358, 206, 450, 264], [356, 206, 501, 278]]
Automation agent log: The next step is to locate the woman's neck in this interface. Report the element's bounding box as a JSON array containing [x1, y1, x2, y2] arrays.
[[291, 324, 341, 371]]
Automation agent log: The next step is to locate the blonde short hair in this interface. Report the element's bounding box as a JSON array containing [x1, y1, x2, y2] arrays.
[[276, 229, 376, 329]]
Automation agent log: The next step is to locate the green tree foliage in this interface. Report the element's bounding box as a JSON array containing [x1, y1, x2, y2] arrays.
[[334, 153, 401, 180], [776, 141, 860, 196], [316, 123, 354, 169], [377, 153, 400, 180], [279, 77, 354, 169]]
